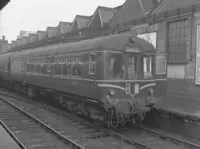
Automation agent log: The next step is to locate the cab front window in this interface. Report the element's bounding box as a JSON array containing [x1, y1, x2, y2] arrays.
[[127, 55, 137, 79], [109, 53, 125, 79], [143, 55, 153, 79]]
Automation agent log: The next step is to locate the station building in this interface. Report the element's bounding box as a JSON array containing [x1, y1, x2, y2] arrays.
[[97, 0, 200, 99]]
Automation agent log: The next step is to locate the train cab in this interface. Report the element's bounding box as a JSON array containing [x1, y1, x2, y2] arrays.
[[97, 36, 167, 127]]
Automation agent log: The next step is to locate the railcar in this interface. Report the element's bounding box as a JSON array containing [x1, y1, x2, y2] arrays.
[[0, 34, 167, 128]]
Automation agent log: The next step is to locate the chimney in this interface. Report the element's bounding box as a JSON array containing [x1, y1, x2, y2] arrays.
[[2, 36, 5, 41]]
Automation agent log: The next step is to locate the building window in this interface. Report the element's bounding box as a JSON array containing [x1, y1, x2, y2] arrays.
[[167, 19, 188, 63]]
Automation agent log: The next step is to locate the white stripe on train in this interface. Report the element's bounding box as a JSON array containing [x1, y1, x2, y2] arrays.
[[97, 83, 156, 98]]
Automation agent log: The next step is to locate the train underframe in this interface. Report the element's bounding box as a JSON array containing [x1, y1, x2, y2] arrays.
[[5, 80, 156, 128]]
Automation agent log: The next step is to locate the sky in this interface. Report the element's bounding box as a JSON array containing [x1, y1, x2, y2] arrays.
[[0, 0, 125, 43]]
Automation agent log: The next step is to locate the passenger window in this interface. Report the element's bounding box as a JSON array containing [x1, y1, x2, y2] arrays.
[[75, 56, 80, 63], [50, 57, 55, 75], [143, 55, 152, 79], [63, 56, 72, 76], [36, 60, 40, 74], [89, 54, 96, 74], [72, 55, 81, 76], [41, 59, 47, 74], [31, 60, 35, 73], [26, 60, 29, 72], [23, 60, 26, 73], [55, 57, 62, 75], [127, 55, 137, 79], [63, 56, 68, 76]]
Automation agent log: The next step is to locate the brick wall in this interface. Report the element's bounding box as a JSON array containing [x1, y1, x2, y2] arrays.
[[157, 22, 166, 53]]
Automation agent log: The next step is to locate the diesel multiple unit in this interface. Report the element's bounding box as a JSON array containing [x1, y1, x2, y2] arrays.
[[0, 34, 167, 128]]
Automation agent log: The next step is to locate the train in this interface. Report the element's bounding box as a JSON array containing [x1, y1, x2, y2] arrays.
[[0, 34, 167, 128]]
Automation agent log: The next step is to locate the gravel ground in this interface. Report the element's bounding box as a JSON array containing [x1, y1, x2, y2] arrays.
[[0, 92, 135, 149]]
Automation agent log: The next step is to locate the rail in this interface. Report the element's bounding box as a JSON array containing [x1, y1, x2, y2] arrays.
[[139, 125, 200, 149], [0, 96, 86, 149], [0, 89, 200, 149], [0, 120, 27, 149]]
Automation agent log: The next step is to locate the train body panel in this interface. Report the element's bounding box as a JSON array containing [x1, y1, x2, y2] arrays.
[[10, 73, 99, 99]]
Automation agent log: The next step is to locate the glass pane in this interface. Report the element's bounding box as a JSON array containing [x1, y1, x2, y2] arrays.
[[109, 54, 124, 79], [143, 56, 152, 79], [127, 55, 136, 79]]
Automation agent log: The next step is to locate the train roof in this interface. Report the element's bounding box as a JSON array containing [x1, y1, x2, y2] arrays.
[[11, 34, 156, 59]]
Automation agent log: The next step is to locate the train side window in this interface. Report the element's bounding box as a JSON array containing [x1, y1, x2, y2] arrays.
[[63, 56, 68, 76], [30, 60, 32, 73], [22, 60, 26, 73], [36, 60, 39, 74], [44, 59, 48, 74], [37, 60, 41, 74], [50, 57, 55, 75], [31, 60, 34, 73], [72, 55, 80, 76], [40, 59, 47, 74], [75, 56, 80, 63], [55, 57, 62, 75], [28, 60, 30, 72], [89, 54, 96, 75], [69, 56, 73, 76], [60, 56, 65, 76], [71, 56, 75, 76], [143, 55, 152, 79]]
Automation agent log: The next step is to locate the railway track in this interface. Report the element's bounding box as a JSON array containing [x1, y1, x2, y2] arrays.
[[0, 92, 135, 149], [0, 89, 200, 149], [0, 96, 86, 149]]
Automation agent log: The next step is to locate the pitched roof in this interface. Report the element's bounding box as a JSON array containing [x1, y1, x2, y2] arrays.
[[113, 5, 123, 11], [109, 0, 146, 25], [140, 0, 160, 14], [29, 33, 37, 43], [45, 27, 56, 38], [19, 30, 36, 37], [151, 0, 200, 14], [88, 6, 117, 27], [37, 31, 46, 40], [21, 37, 29, 45], [69, 15, 91, 32], [54, 22, 72, 36]]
